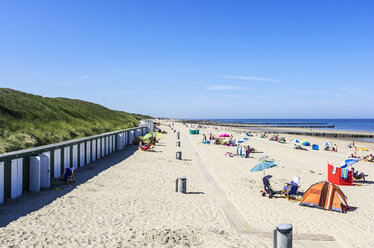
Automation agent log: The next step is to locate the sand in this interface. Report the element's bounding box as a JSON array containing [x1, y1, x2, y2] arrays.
[[0, 121, 373, 247]]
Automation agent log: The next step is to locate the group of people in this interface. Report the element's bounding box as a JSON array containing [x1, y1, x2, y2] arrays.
[[202, 133, 216, 142], [236, 145, 254, 158], [353, 154, 374, 162], [138, 133, 157, 149], [324, 145, 338, 152]]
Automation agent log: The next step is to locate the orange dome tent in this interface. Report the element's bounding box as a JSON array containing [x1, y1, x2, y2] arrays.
[[299, 181, 349, 213]]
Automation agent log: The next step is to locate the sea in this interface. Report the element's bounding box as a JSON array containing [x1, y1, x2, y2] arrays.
[[201, 119, 374, 142], [204, 119, 374, 132]]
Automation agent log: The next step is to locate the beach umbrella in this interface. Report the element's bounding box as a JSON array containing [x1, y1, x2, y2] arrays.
[[292, 139, 300, 143], [251, 161, 279, 176], [339, 158, 359, 167], [219, 134, 230, 137], [143, 133, 153, 140], [323, 142, 332, 146]]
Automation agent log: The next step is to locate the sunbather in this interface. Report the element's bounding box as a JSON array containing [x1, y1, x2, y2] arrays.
[[353, 168, 367, 181], [365, 154, 374, 162], [294, 145, 308, 151]]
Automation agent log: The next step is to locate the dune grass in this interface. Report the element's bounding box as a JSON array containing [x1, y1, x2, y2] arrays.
[[0, 88, 150, 153]]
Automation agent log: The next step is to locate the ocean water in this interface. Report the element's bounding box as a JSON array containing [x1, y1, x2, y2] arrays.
[[205, 119, 374, 132]]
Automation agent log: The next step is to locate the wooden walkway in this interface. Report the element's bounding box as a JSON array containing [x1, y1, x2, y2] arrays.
[[184, 131, 335, 242]]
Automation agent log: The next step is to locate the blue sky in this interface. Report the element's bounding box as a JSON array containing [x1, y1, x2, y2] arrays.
[[0, 0, 373, 118]]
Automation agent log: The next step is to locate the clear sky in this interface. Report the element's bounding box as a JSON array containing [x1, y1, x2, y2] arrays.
[[0, 1, 373, 119]]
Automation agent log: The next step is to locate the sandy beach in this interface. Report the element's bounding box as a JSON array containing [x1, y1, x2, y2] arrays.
[[1, 121, 374, 247]]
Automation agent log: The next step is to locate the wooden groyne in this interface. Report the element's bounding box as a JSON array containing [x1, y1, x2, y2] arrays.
[[183, 120, 334, 129], [259, 129, 374, 139]]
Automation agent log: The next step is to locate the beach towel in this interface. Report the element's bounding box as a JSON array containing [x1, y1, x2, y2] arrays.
[[225, 152, 234, 158], [341, 168, 349, 180], [240, 146, 243, 157], [332, 166, 337, 175]]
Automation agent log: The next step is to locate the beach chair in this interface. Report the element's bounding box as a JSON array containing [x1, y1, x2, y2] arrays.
[[59, 167, 75, 184], [262, 176, 276, 198], [353, 171, 367, 181], [281, 176, 300, 201]]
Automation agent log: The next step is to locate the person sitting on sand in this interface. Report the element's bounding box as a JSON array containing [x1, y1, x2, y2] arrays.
[[365, 154, 374, 162], [352, 167, 368, 181], [139, 140, 145, 149]]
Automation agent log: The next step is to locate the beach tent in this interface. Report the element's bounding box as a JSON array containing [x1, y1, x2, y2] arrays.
[[278, 137, 286, 143], [300, 181, 349, 213], [189, 130, 199, 135], [301, 139, 310, 146], [312, 144, 319, 150]]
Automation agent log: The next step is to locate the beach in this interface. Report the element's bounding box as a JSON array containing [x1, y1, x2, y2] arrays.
[[1, 121, 374, 247]]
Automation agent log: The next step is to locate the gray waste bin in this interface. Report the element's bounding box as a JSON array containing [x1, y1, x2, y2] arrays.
[[176, 177, 186, 193], [176, 151, 182, 160], [273, 224, 292, 248]]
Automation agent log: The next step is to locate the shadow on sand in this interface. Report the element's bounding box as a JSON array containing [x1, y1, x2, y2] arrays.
[[0, 146, 138, 227]]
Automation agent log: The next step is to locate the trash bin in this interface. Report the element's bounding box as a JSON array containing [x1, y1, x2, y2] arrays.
[[273, 223, 292, 248], [176, 177, 186, 193], [176, 151, 182, 160]]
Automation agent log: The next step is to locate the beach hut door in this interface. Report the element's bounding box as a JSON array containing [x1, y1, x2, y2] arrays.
[[0, 162, 4, 204], [54, 149, 61, 178], [11, 158, 23, 199], [40, 153, 50, 188], [29, 156, 41, 192]]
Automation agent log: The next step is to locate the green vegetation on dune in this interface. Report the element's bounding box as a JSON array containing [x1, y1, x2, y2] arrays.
[[0, 88, 150, 153]]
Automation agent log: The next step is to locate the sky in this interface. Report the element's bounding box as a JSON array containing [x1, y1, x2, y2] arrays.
[[0, 0, 373, 119]]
